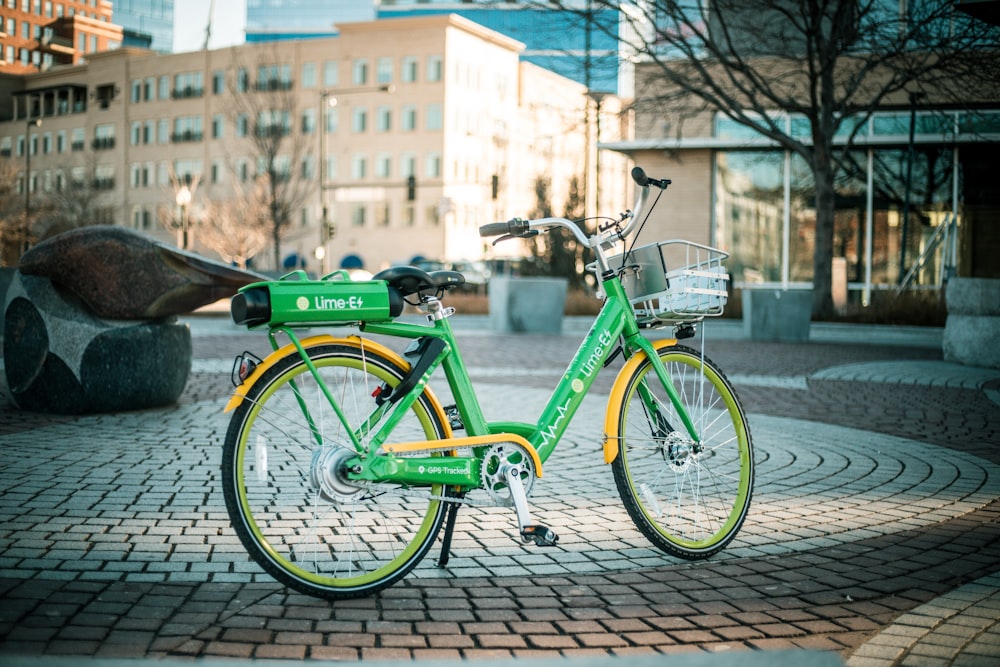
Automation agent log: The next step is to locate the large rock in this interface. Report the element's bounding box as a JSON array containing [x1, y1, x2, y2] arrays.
[[4, 273, 192, 414], [17, 225, 265, 319], [943, 278, 1000, 369]]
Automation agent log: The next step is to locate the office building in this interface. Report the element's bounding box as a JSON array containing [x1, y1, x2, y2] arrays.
[[0, 0, 123, 74], [246, 0, 626, 95], [1, 14, 627, 273]]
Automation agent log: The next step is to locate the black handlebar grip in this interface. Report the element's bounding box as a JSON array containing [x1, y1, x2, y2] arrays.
[[479, 221, 512, 237], [631, 166, 671, 190], [479, 218, 530, 237], [631, 166, 649, 186]]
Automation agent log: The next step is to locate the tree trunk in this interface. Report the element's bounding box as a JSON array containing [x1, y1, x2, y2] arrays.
[[811, 152, 836, 320]]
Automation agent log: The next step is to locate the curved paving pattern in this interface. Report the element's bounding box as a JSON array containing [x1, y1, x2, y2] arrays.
[[0, 383, 995, 587], [2, 319, 999, 664]]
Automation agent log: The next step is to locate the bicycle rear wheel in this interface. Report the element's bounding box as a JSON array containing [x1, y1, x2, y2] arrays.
[[222, 343, 451, 599], [610, 344, 753, 559]]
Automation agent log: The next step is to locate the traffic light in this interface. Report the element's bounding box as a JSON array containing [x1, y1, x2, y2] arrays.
[[406, 174, 416, 201]]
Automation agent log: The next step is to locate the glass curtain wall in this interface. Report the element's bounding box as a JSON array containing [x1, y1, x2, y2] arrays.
[[715, 135, 960, 291]]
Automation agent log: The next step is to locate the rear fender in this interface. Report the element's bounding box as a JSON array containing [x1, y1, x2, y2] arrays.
[[223, 335, 449, 436]]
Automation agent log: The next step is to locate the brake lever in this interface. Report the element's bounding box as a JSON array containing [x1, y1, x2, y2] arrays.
[[491, 229, 539, 246]]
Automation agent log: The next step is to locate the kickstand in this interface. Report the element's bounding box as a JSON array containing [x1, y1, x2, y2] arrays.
[[436, 493, 464, 567]]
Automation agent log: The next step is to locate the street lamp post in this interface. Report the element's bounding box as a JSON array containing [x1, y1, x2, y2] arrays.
[[176, 184, 192, 250], [24, 118, 42, 218]]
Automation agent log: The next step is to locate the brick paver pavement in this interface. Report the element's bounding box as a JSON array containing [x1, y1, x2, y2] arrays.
[[1, 315, 998, 665]]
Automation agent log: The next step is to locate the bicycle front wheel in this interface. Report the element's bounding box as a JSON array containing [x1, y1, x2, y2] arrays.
[[222, 343, 451, 599], [610, 344, 753, 559]]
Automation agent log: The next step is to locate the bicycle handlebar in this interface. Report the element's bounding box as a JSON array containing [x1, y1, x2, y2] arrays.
[[479, 167, 669, 249]]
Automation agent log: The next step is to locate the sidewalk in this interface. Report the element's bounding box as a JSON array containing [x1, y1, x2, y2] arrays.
[[1, 315, 998, 665]]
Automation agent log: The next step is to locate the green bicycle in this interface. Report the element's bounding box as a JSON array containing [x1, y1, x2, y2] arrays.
[[222, 167, 754, 599]]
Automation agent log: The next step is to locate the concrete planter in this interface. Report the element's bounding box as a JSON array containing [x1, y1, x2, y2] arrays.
[[943, 278, 1000, 369], [489, 276, 567, 334], [742, 288, 812, 342]]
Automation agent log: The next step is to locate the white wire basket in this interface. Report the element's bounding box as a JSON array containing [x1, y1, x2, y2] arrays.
[[612, 240, 730, 326]]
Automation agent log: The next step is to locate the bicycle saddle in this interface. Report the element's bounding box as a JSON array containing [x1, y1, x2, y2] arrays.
[[373, 266, 465, 298]]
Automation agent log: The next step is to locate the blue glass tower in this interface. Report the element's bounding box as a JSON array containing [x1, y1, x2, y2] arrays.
[[112, 0, 175, 53], [244, 1, 623, 93]]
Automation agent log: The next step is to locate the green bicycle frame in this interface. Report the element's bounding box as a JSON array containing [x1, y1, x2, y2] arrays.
[[273, 270, 699, 489]]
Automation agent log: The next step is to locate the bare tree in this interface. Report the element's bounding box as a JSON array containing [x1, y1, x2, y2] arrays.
[[225, 46, 316, 271], [0, 160, 30, 266], [25, 153, 110, 244], [197, 177, 271, 269], [543, 0, 1000, 318]]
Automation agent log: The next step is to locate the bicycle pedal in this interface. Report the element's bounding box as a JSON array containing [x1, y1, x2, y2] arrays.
[[520, 525, 558, 547]]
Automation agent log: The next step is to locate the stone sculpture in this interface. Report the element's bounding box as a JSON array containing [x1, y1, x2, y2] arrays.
[[3, 225, 265, 414]]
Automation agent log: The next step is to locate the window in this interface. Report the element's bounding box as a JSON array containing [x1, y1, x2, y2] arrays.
[[427, 55, 443, 82], [352, 59, 368, 85], [352, 107, 367, 133], [71, 127, 85, 151], [323, 60, 338, 87], [93, 123, 115, 150], [212, 70, 225, 94], [173, 159, 202, 186], [211, 159, 224, 184], [158, 119, 169, 144], [301, 62, 317, 88], [173, 72, 203, 98], [426, 153, 441, 178], [302, 108, 316, 134], [172, 116, 203, 142], [157, 76, 168, 100], [375, 153, 391, 179], [236, 68, 249, 93], [144, 120, 154, 144], [56, 130, 65, 153], [426, 204, 440, 226], [351, 154, 367, 180], [131, 79, 142, 103], [401, 153, 416, 178], [257, 110, 291, 137], [377, 202, 390, 227], [131, 121, 141, 146], [256, 64, 292, 91], [212, 114, 224, 139], [402, 56, 418, 83], [426, 104, 443, 131], [352, 203, 366, 227], [401, 105, 417, 131], [376, 106, 391, 132], [236, 114, 248, 137], [94, 164, 114, 190], [377, 57, 392, 84], [323, 106, 338, 133]]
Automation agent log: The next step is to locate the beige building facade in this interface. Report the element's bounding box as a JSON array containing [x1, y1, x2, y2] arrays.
[[2, 14, 629, 273]]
